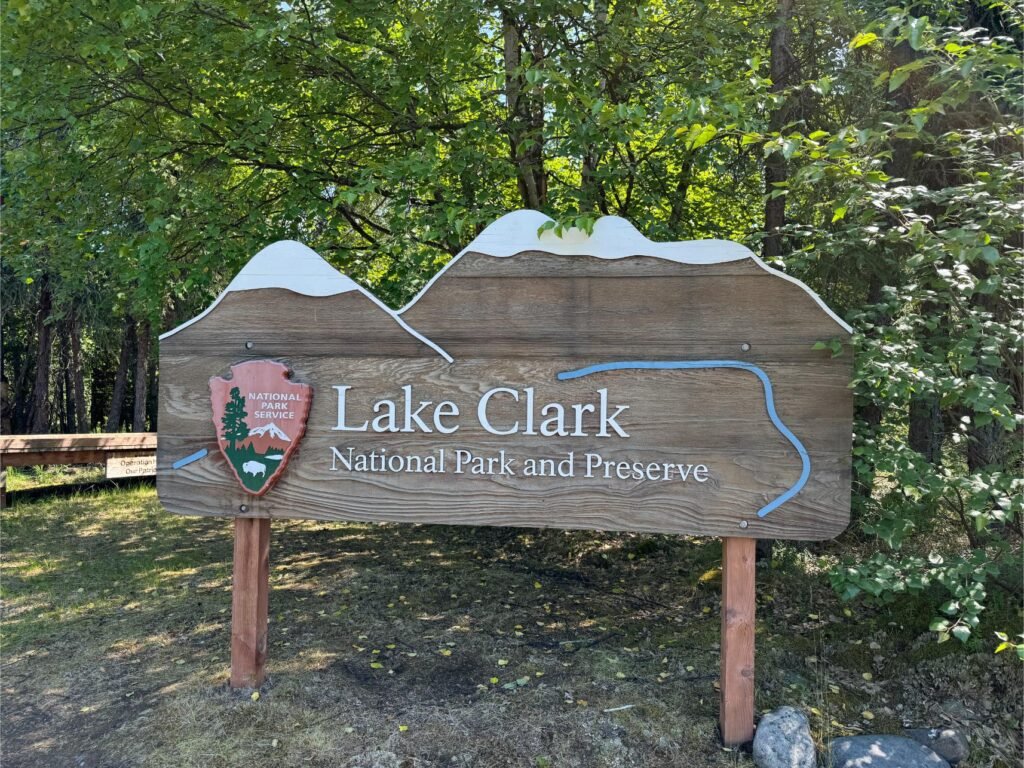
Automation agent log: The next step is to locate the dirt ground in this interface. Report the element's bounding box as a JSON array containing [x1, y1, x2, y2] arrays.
[[1, 478, 1021, 767]]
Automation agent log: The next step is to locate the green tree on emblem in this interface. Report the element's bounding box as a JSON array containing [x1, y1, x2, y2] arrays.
[[221, 387, 249, 452]]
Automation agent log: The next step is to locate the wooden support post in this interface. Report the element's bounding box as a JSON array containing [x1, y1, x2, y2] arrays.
[[230, 517, 270, 689], [720, 536, 756, 746]]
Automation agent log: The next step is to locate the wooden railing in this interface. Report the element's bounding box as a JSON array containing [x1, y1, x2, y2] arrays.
[[0, 432, 157, 507]]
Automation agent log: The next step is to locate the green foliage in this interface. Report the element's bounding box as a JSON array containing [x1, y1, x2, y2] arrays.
[[781, 9, 1024, 647], [2, 0, 1020, 649], [220, 387, 249, 452], [994, 631, 1024, 660]]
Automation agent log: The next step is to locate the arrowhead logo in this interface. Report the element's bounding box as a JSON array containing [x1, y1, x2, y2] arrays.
[[209, 360, 312, 496]]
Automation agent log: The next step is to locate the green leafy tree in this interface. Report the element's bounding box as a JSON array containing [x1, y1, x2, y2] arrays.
[[220, 387, 249, 453], [2, 0, 1020, 649], [766, 7, 1023, 645]]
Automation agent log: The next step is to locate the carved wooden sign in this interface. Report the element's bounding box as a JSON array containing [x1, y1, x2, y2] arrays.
[[158, 211, 852, 540]]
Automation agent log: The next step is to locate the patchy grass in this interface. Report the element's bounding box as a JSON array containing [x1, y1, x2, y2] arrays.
[[1, 487, 1020, 768], [6, 464, 106, 492]]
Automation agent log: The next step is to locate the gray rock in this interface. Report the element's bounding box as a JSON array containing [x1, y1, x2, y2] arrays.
[[753, 706, 816, 768], [830, 735, 950, 768], [905, 727, 969, 765]]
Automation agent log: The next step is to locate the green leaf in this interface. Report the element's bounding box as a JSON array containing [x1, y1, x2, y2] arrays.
[[889, 68, 912, 92], [832, 206, 848, 223], [888, 59, 928, 93], [684, 124, 717, 150], [850, 32, 878, 49], [979, 246, 1000, 264], [907, 17, 927, 51]]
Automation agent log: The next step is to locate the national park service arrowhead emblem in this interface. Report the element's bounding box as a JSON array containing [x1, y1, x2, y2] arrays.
[[209, 360, 312, 496]]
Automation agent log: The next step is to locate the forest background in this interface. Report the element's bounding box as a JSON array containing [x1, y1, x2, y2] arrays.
[[2, 0, 1021, 651]]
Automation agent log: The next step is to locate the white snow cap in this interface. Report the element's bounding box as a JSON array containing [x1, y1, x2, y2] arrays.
[[248, 423, 291, 441], [458, 209, 753, 262], [223, 240, 360, 296]]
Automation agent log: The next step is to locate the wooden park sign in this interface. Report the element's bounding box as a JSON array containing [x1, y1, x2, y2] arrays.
[[157, 210, 853, 744]]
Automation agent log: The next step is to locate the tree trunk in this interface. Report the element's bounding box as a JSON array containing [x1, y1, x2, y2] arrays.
[[133, 320, 151, 432], [503, 12, 546, 209], [9, 336, 33, 433], [91, 362, 113, 431], [69, 314, 87, 432], [106, 318, 135, 433], [759, 0, 795, 557], [908, 395, 943, 463], [0, 375, 11, 435], [147, 355, 159, 432], [907, 291, 946, 463], [581, 151, 604, 214], [60, 338, 72, 432], [668, 159, 694, 234], [29, 277, 54, 434], [967, 421, 1004, 471], [580, 0, 609, 214], [763, 0, 795, 260]]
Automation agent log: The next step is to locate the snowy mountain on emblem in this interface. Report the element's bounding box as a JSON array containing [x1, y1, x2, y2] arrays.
[[249, 423, 291, 441]]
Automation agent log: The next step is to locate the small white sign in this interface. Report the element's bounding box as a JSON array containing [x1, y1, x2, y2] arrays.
[[106, 454, 157, 479]]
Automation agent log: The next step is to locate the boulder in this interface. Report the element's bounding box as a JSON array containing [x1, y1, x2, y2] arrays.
[[905, 727, 969, 765], [753, 706, 817, 768], [830, 735, 950, 768]]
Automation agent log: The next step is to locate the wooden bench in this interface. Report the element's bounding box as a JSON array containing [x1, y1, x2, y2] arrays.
[[0, 433, 157, 508]]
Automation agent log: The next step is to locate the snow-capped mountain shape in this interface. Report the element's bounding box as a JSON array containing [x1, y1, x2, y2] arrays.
[[159, 241, 358, 341], [161, 210, 851, 343], [158, 241, 453, 360], [248, 422, 291, 442], [397, 210, 853, 334]]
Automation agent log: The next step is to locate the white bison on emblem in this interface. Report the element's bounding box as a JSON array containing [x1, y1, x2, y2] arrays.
[[242, 460, 266, 477]]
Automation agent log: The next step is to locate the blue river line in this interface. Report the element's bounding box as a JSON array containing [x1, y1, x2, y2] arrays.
[[172, 448, 208, 469], [556, 360, 810, 518]]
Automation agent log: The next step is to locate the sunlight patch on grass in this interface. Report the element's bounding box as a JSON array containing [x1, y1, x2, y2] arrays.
[[1, 486, 1020, 767]]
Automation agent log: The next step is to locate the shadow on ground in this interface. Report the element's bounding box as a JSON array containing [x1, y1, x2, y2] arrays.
[[1, 486, 1020, 767]]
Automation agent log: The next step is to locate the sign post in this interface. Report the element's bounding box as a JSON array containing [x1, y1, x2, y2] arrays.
[[230, 517, 270, 689], [157, 210, 852, 744], [721, 537, 756, 744]]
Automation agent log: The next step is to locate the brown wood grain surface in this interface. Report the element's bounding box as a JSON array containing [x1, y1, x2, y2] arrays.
[[158, 251, 852, 539], [720, 537, 756, 745], [0, 433, 157, 453], [230, 517, 270, 689]]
